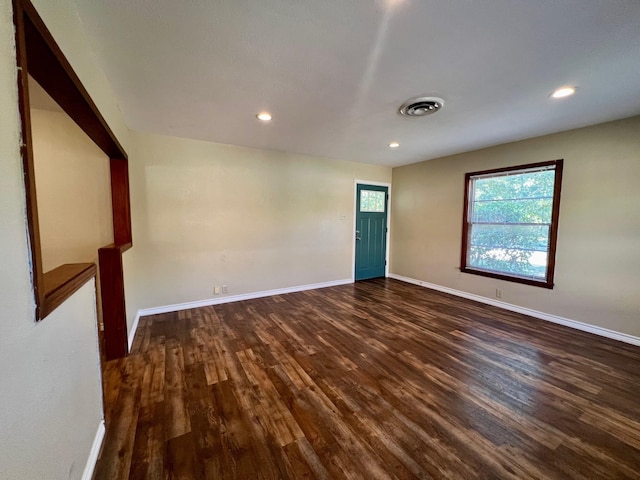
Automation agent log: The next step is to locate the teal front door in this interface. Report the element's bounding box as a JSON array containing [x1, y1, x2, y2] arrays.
[[355, 184, 388, 281]]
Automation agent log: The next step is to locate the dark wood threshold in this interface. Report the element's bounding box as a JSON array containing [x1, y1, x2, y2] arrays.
[[42, 262, 96, 317]]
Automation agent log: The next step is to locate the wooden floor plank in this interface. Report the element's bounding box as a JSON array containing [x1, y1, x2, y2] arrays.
[[95, 278, 640, 479], [94, 355, 145, 480], [164, 339, 191, 440]]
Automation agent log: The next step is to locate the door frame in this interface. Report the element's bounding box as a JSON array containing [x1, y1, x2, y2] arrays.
[[352, 180, 392, 282]]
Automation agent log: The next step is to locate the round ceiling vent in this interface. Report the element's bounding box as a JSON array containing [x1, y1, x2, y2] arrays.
[[399, 96, 444, 117]]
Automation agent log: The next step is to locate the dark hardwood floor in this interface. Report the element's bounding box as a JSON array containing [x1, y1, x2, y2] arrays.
[[94, 278, 640, 479]]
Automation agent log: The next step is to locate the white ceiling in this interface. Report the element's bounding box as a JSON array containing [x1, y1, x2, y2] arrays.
[[73, 0, 640, 167]]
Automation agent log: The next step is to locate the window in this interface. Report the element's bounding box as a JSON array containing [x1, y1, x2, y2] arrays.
[[360, 190, 386, 212], [461, 160, 563, 288]]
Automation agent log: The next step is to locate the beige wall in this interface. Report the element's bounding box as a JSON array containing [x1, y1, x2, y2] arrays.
[[123, 132, 391, 325], [0, 0, 129, 478], [32, 108, 113, 271], [391, 116, 640, 337], [0, 282, 104, 480]]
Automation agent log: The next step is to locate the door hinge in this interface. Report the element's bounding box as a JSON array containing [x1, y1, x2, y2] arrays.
[[385, 260, 387, 266]]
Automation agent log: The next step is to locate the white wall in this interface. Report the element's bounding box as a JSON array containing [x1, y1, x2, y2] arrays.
[[123, 131, 391, 325], [32, 108, 113, 272], [391, 116, 640, 338], [0, 282, 104, 480], [0, 0, 129, 478]]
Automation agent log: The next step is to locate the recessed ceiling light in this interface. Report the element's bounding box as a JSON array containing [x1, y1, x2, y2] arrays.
[[256, 112, 272, 121], [550, 87, 576, 99], [389, 142, 400, 148]]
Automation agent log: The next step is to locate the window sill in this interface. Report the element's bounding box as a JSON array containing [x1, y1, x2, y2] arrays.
[[42, 263, 97, 318], [460, 267, 553, 289]]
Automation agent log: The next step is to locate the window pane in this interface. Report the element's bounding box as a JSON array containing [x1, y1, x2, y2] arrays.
[[468, 223, 550, 278], [360, 190, 385, 212], [473, 198, 553, 223], [474, 170, 555, 201], [470, 224, 550, 251], [468, 245, 548, 278]]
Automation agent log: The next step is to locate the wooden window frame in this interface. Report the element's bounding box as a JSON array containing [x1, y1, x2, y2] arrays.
[[460, 160, 563, 289], [13, 0, 132, 358]]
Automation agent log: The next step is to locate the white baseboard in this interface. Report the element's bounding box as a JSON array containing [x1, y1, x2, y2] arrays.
[[82, 420, 105, 480], [128, 279, 353, 349], [388, 273, 640, 347], [128, 312, 141, 352]]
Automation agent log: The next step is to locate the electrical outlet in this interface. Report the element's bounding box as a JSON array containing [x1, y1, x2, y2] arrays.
[[214, 286, 221, 295], [222, 285, 228, 294], [496, 288, 503, 298]]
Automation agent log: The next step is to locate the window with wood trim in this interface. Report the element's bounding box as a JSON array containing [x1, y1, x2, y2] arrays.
[[461, 160, 563, 288]]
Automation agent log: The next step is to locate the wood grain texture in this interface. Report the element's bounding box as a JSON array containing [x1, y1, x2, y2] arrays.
[[42, 262, 96, 316], [94, 278, 640, 479], [99, 247, 128, 360], [13, 0, 45, 317], [110, 158, 133, 247]]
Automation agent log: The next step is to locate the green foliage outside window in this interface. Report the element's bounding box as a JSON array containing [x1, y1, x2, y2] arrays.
[[360, 190, 385, 212], [468, 169, 555, 278]]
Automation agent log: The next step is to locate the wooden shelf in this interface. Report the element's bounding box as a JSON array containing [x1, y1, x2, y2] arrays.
[[42, 263, 96, 317]]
